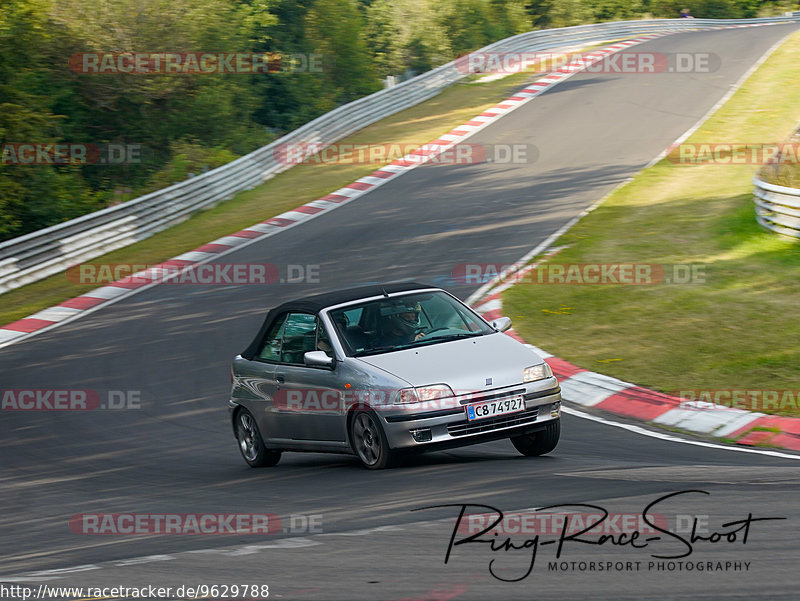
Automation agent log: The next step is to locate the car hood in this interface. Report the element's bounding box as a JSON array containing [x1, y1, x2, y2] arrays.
[[354, 332, 545, 393]]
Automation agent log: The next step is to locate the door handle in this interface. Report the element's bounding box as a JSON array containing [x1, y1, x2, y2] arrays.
[[275, 373, 285, 384]]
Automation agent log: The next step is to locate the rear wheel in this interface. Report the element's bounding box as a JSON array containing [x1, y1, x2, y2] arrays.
[[511, 420, 560, 456], [235, 409, 281, 467], [350, 411, 396, 469]]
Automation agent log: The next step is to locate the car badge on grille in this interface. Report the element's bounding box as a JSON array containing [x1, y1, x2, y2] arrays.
[[485, 377, 492, 386]]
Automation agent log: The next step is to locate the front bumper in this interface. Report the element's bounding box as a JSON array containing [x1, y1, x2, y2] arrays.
[[378, 379, 561, 451]]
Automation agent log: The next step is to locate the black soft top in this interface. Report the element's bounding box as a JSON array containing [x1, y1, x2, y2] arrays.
[[241, 282, 434, 359]]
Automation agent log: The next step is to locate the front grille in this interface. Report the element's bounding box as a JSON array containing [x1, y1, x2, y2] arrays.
[[459, 388, 526, 406], [447, 407, 539, 437]]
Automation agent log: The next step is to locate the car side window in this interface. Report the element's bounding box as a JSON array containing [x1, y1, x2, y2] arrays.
[[279, 313, 317, 364], [258, 314, 287, 361]]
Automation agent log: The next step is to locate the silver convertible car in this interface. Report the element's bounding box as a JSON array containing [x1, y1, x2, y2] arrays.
[[229, 283, 561, 469]]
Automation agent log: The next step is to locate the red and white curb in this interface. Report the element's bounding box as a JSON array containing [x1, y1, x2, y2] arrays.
[[0, 22, 783, 350]]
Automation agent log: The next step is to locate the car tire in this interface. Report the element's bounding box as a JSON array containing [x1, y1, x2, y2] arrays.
[[349, 410, 396, 469], [235, 408, 281, 467], [510, 419, 560, 456]]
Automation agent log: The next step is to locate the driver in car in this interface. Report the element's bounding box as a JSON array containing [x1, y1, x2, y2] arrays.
[[378, 300, 425, 347]]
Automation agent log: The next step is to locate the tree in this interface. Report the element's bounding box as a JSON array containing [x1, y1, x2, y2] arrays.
[[0, 0, 100, 239], [305, 0, 382, 104]]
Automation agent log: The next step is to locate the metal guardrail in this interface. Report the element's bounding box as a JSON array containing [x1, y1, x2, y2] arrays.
[[1, 16, 798, 293], [753, 176, 800, 238]]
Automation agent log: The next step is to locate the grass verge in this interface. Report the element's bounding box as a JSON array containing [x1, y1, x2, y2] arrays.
[[504, 30, 800, 417]]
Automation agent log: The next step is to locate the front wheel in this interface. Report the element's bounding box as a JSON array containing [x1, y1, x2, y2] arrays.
[[235, 409, 281, 467], [510, 419, 560, 456], [350, 411, 396, 469]]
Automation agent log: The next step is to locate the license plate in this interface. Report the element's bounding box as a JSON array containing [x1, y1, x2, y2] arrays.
[[465, 396, 525, 421]]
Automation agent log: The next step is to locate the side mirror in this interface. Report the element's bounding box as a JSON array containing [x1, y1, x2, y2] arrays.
[[492, 316, 512, 332], [304, 350, 334, 368]]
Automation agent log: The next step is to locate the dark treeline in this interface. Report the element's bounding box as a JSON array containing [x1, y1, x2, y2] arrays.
[[0, 0, 793, 241]]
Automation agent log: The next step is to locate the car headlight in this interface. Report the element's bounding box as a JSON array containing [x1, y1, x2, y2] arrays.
[[523, 363, 552, 382], [395, 384, 454, 404]]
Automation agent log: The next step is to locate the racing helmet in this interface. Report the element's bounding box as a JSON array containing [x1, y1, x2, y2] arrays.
[[382, 299, 421, 336]]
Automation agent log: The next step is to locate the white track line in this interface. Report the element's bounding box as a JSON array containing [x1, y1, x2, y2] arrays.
[[564, 406, 800, 460]]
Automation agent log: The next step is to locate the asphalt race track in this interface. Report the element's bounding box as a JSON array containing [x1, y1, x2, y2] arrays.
[[2, 25, 800, 601]]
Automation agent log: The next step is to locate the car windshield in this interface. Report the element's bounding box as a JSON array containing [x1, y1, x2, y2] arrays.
[[327, 291, 495, 357]]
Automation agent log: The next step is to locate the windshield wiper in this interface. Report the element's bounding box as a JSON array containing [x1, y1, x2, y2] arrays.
[[427, 332, 483, 340], [352, 346, 398, 357], [404, 332, 484, 348]]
